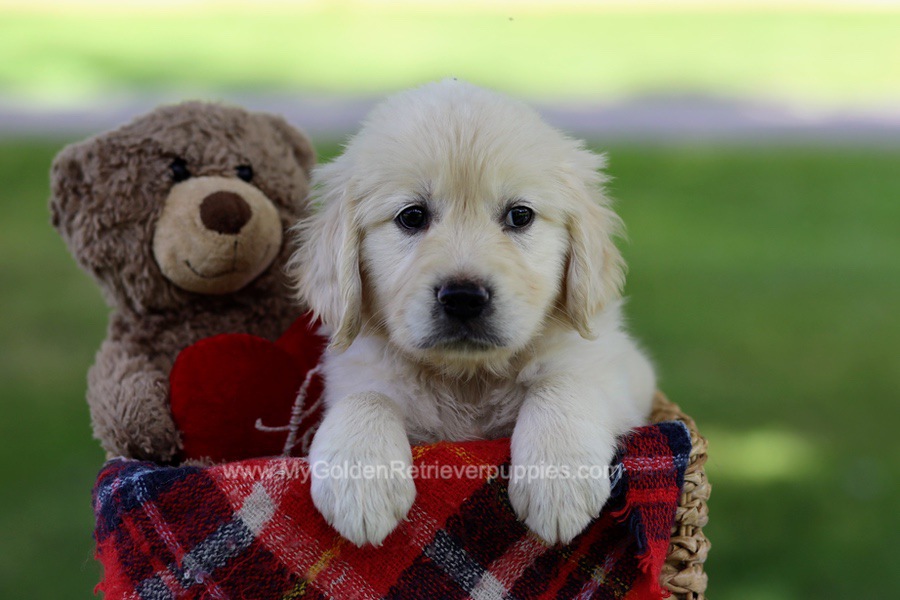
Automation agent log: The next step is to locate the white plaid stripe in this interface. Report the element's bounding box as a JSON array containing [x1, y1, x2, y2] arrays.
[[237, 482, 276, 536], [469, 572, 507, 600], [470, 534, 548, 600]]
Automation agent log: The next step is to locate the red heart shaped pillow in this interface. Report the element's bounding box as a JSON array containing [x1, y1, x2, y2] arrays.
[[170, 312, 327, 463]]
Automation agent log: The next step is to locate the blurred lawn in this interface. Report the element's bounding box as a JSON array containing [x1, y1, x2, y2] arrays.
[[1, 5, 899, 107], [1, 139, 897, 598]]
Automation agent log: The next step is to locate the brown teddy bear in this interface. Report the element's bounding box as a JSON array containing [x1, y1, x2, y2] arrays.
[[50, 102, 316, 462]]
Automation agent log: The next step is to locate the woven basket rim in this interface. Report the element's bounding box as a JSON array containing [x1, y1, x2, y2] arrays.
[[649, 392, 710, 600]]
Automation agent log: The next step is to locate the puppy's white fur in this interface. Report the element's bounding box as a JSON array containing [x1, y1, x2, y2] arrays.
[[290, 80, 656, 546]]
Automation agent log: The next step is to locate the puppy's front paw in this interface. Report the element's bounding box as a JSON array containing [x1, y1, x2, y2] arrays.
[[309, 443, 415, 546], [508, 466, 611, 545], [508, 420, 616, 545]]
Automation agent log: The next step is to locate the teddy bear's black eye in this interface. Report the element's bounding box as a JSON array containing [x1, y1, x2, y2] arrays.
[[170, 158, 191, 183], [236, 164, 254, 182]]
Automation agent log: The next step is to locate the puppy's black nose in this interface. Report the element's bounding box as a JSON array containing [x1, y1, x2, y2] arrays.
[[200, 191, 252, 234], [437, 281, 491, 319]]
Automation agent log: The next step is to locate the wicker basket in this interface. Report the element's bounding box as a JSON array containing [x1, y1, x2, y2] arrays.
[[650, 392, 711, 600]]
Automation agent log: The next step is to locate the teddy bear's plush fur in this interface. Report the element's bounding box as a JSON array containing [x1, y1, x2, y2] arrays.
[[50, 102, 315, 462]]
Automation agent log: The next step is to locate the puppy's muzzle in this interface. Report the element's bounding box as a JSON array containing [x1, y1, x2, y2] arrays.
[[437, 280, 491, 320]]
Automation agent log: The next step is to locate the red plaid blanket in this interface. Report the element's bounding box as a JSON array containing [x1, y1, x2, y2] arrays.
[[93, 422, 690, 600]]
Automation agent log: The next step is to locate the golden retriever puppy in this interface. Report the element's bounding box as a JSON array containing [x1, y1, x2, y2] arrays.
[[290, 80, 656, 547]]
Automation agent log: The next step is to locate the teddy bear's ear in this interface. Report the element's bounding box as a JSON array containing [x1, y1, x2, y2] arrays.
[[49, 142, 89, 236], [262, 114, 316, 176]]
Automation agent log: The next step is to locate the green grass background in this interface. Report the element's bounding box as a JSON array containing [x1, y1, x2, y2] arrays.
[[2, 3, 899, 599]]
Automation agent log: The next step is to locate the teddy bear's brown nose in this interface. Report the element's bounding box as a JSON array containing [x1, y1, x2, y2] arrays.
[[199, 191, 253, 234]]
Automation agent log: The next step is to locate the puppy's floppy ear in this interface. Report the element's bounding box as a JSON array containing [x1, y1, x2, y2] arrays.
[[561, 151, 626, 339], [289, 160, 362, 351]]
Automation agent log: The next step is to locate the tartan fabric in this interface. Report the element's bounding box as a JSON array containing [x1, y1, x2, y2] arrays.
[[93, 422, 690, 600]]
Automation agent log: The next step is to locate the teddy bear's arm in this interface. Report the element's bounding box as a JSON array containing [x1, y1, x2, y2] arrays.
[[87, 339, 181, 462]]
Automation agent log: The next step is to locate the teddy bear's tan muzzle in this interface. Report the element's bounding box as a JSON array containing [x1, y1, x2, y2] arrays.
[[153, 176, 283, 295]]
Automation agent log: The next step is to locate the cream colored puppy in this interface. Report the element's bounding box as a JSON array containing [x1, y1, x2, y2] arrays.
[[291, 80, 655, 547]]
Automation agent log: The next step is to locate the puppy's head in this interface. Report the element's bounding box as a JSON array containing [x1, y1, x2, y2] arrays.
[[291, 80, 624, 370]]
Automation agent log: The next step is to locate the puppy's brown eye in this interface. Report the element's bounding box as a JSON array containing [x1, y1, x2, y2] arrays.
[[396, 205, 428, 231], [236, 164, 253, 182], [505, 206, 533, 229], [170, 158, 191, 183]]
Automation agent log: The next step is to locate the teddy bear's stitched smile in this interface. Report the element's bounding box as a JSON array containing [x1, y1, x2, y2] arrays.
[[184, 260, 237, 279], [184, 242, 272, 279]]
